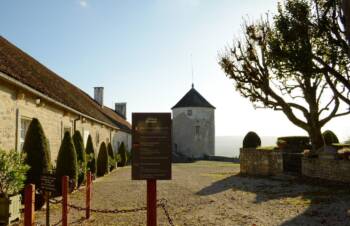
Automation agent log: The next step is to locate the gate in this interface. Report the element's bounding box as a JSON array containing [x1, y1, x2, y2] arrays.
[[279, 136, 311, 175]]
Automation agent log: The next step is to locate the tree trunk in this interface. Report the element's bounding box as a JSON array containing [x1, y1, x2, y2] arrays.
[[307, 123, 324, 152]]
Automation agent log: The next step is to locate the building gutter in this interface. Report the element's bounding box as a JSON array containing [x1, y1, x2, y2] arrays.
[[0, 71, 120, 130]]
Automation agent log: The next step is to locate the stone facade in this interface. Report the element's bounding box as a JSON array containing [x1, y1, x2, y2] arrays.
[[0, 78, 129, 165], [172, 107, 215, 158], [240, 148, 283, 176], [302, 157, 350, 183]]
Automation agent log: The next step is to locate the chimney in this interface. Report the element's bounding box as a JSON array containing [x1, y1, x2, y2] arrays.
[[115, 102, 127, 119], [94, 87, 104, 106]]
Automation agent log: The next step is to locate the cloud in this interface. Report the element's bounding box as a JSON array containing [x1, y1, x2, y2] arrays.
[[79, 0, 88, 8]]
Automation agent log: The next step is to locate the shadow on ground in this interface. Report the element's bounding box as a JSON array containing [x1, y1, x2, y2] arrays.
[[196, 173, 350, 225]]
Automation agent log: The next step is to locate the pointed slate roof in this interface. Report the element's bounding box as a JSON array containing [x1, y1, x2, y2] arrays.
[[172, 84, 215, 109]]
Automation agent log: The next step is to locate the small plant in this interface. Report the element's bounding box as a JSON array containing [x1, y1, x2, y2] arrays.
[[117, 142, 128, 167], [242, 131, 261, 148], [73, 131, 86, 187], [0, 150, 29, 198], [107, 143, 116, 171], [56, 132, 78, 193], [322, 130, 339, 145], [85, 135, 96, 176], [97, 142, 109, 177]]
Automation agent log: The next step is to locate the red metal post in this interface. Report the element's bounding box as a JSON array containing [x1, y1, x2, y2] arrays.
[[24, 184, 35, 226], [86, 171, 92, 219], [147, 179, 157, 226], [62, 176, 69, 226]]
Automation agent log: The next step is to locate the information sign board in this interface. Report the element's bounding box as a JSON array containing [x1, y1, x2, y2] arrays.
[[40, 174, 56, 192], [132, 113, 172, 180]]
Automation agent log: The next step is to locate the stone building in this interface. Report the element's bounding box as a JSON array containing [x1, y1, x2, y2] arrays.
[[0, 36, 131, 163], [172, 84, 215, 159]]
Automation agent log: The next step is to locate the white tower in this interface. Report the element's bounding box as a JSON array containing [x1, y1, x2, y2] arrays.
[[172, 84, 215, 159]]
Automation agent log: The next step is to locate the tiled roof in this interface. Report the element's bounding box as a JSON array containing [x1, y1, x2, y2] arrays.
[[172, 86, 215, 109], [0, 36, 131, 132]]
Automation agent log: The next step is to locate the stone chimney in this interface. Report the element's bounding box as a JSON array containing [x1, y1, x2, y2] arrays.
[[115, 103, 127, 119], [94, 87, 104, 106]]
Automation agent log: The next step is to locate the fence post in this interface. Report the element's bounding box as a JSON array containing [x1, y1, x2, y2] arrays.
[[86, 171, 92, 219], [62, 176, 69, 226], [24, 184, 35, 226], [147, 179, 157, 226]]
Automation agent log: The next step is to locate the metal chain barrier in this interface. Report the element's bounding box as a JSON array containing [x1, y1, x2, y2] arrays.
[[48, 197, 175, 225]]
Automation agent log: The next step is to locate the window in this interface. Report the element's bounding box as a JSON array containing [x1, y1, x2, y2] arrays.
[[20, 118, 31, 151], [187, 110, 192, 116], [195, 126, 200, 135]]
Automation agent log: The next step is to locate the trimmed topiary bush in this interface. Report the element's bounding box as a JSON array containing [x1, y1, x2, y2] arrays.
[[56, 132, 78, 194], [322, 130, 339, 145], [107, 143, 116, 171], [97, 142, 109, 177], [73, 131, 86, 187], [85, 135, 96, 176], [22, 118, 51, 187], [117, 142, 128, 167], [242, 131, 261, 148], [22, 118, 51, 209]]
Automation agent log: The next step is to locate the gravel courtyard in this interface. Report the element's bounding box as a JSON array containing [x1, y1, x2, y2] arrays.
[[34, 161, 350, 226]]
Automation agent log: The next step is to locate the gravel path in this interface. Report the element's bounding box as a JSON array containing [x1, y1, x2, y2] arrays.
[[33, 161, 350, 226]]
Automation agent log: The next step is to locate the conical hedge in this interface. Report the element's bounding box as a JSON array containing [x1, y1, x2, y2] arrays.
[[56, 132, 78, 193], [107, 143, 116, 171], [242, 131, 261, 148], [322, 130, 339, 145], [73, 131, 86, 187], [97, 142, 109, 177], [118, 142, 127, 167], [22, 118, 51, 187], [85, 135, 96, 176]]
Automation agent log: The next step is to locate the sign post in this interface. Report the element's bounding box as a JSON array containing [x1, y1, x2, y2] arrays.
[[132, 113, 172, 226], [40, 174, 56, 226]]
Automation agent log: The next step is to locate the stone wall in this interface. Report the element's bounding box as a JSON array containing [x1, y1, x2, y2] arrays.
[[0, 78, 128, 165], [172, 107, 215, 158], [302, 158, 350, 183], [240, 148, 283, 176]]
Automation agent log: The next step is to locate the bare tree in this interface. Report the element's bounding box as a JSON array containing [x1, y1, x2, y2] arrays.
[[219, 0, 350, 151]]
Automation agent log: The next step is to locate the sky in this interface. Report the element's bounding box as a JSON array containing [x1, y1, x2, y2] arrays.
[[1, 0, 350, 141]]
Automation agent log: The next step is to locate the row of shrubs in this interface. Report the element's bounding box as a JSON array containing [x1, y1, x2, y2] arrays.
[[21, 118, 129, 208], [242, 130, 341, 149]]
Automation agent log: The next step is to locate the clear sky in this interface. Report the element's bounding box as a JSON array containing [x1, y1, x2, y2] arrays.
[[1, 0, 349, 141]]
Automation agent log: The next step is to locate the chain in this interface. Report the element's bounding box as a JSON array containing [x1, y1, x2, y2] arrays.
[[158, 199, 175, 226], [48, 197, 175, 225]]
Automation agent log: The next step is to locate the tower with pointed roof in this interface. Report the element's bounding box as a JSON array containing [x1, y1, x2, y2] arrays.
[[172, 84, 215, 159]]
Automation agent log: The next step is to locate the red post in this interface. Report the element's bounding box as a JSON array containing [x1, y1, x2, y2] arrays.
[[62, 176, 69, 226], [86, 171, 92, 219], [147, 179, 157, 226], [24, 184, 35, 226]]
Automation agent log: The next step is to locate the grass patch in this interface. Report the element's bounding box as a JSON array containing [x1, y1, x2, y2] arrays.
[[256, 146, 277, 151], [200, 172, 238, 179], [175, 161, 239, 168]]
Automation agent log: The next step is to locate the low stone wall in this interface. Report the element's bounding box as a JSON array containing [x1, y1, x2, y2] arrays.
[[207, 155, 239, 163], [302, 157, 350, 183], [240, 148, 283, 176]]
